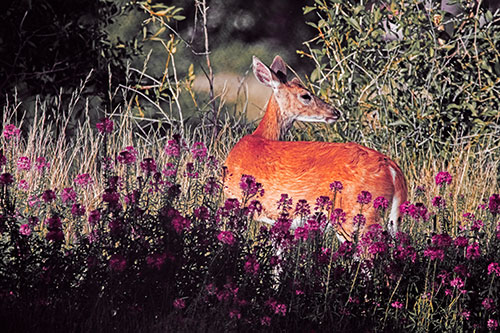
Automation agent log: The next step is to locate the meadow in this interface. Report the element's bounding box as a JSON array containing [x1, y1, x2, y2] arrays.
[[2, 1, 500, 332]]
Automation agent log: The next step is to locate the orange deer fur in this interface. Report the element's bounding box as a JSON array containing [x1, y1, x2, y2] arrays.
[[224, 56, 407, 241]]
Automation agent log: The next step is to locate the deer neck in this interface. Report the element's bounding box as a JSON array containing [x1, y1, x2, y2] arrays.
[[252, 94, 293, 140]]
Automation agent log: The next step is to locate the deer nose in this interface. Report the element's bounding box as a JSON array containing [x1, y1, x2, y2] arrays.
[[325, 108, 341, 124]]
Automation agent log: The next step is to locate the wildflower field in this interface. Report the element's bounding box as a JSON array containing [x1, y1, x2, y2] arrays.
[[2, 1, 500, 332], [1, 112, 499, 332]]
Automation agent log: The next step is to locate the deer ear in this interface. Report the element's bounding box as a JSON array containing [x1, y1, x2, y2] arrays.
[[270, 55, 287, 82], [253, 56, 281, 89]]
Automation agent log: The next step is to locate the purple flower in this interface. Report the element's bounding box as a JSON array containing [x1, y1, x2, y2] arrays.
[[489, 194, 500, 215], [60, 187, 77, 204], [3, 124, 21, 140], [185, 162, 198, 178], [373, 196, 389, 210], [277, 194, 293, 211], [248, 200, 263, 215], [19, 224, 31, 236], [17, 157, 31, 171], [204, 177, 220, 195], [165, 140, 180, 157], [140, 158, 157, 174], [330, 208, 346, 227], [435, 171, 452, 186], [217, 230, 235, 245], [0, 152, 6, 166], [35, 157, 50, 172], [109, 254, 126, 272], [330, 181, 343, 193], [466, 242, 481, 260], [96, 118, 114, 134], [191, 142, 207, 161], [357, 191, 372, 205], [295, 199, 311, 216], [88, 209, 101, 226], [41, 190, 57, 203], [74, 173, 93, 187]]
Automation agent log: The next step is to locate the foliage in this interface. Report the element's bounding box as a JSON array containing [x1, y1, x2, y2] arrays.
[[302, 0, 500, 157]]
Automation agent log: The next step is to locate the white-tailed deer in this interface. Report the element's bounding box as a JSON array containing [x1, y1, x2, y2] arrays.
[[224, 55, 407, 241]]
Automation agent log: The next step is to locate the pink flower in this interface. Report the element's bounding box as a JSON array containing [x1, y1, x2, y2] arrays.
[[60, 187, 77, 204], [217, 230, 235, 245], [423, 247, 444, 261], [295, 199, 311, 216], [353, 214, 366, 228], [3, 124, 21, 140], [466, 242, 481, 260], [117, 150, 136, 165], [96, 118, 114, 134], [239, 174, 264, 197], [454, 236, 468, 248], [482, 297, 495, 311], [109, 254, 126, 272], [435, 171, 452, 186], [487, 262, 500, 277], [74, 173, 93, 187], [266, 299, 287, 316], [489, 194, 500, 215], [173, 298, 186, 309], [18, 180, 29, 191], [17, 157, 31, 171], [357, 191, 372, 205], [71, 204, 86, 217], [488, 319, 498, 330], [450, 277, 464, 289], [88, 209, 101, 226], [401, 202, 429, 221], [41, 189, 56, 203], [294, 227, 309, 241], [140, 158, 157, 174], [391, 301, 403, 309], [46, 230, 64, 242], [19, 224, 31, 236], [191, 142, 207, 161], [432, 233, 452, 248], [162, 163, 177, 178], [147, 253, 167, 270], [373, 196, 389, 210], [35, 157, 50, 171], [165, 140, 180, 157], [432, 196, 446, 208], [260, 316, 271, 326], [172, 214, 190, 233]]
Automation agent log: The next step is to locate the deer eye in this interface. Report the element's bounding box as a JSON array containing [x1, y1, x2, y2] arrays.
[[299, 93, 312, 104]]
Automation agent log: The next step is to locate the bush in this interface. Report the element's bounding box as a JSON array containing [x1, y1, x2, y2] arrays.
[[302, 0, 500, 157]]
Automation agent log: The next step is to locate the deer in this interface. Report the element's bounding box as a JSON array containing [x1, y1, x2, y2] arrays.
[[224, 55, 407, 242]]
